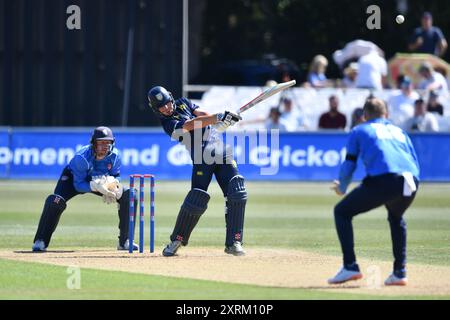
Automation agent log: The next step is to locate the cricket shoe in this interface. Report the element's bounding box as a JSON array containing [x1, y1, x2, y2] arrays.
[[384, 274, 408, 286], [328, 267, 363, 284], [224, 241, 245, 256], [32, 240, 47, 252], [117, 239, 139, 251], [162, 240, 182, 257]]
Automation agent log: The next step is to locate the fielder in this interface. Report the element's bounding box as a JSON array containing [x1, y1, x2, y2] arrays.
[[147, 86, 247, 256], [32, 126, 138, 252], [329, 98, 420, 286]]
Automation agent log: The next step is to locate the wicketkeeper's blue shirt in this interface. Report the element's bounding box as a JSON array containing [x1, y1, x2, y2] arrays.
[[338, 118, 420, 193], [68, 145, 121, 193]]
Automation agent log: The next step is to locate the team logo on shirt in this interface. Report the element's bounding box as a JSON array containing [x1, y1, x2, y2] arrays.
[[107, 164, 112, 170]]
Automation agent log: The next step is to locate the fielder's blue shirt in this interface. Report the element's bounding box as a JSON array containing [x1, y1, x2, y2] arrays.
[[68, 145, 121, 193], [338, 118, 420, 193]]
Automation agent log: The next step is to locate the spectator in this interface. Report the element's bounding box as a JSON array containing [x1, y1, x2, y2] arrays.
[[355, 50, 388, 90], [388, 76, 420, 128], [404, 98, 439, 132], [307, 55, 329, 88], [350, 107, 365, 128], [408, 12, 448, 57], [281, 71, 293, 83], [427, 90, 444, 116], [278, 74, 296, 105], [417, 62, 449, 92], [342, 63, 359, 88], [265, 107, 288, 131], [318, 95, 347, 130], [439, 68, 450, 89], [395, 74, 406, 89], [279, 98, 307, 131]]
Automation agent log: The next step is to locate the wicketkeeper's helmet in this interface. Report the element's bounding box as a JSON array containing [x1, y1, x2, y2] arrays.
[[90, 126, 115, 155]]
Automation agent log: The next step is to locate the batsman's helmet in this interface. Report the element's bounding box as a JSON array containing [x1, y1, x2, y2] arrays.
[[147, 86, 174, 116], [90, 126, 115, 155]]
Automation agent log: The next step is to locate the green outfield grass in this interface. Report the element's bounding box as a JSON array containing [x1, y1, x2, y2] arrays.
[[0, 180, 449, 300], [0, 258, 386, 300]]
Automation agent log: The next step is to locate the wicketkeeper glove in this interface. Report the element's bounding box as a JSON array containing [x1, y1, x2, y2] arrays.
[[104, 176, 124, 200], [90, 176, 123, 200]]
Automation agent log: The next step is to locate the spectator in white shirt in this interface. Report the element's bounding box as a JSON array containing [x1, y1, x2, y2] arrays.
[[417, 62, 448, 92], [342, 62, 359, 88], [388, 77, 420, 128], [403, 98, 439, 132], [355, 50, 388, 90], [279, 98, 307, 131]]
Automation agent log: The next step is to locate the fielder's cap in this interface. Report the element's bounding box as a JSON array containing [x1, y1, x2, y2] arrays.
[[422, 11, 433, 19]]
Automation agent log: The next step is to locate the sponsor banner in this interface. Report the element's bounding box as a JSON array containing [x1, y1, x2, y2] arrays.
[[410, 134, 450, 181], [0, 128, 10, 178], [6, 130, 90, 179], [0, 129, 448, 181]]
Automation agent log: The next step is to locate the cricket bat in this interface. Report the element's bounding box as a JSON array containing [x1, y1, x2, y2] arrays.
[[214, 80, 296, 132], [237, 80, 296, 115]]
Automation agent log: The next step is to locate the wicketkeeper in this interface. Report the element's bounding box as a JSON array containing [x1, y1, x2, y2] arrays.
[[32, 126, 138, 252], [147, 86, 248, 257]]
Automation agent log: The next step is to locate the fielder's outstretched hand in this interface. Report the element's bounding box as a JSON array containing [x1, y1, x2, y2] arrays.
[[331, 180, 345, 196]]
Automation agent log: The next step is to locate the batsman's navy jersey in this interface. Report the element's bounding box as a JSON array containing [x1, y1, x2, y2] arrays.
[[338, 118, 420, 192], [68, 145, 121, 193], [160, 98, 222, 159]]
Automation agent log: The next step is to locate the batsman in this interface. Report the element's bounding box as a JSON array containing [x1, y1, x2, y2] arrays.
[[32, 126, 138, 252], [147, 86, 248, 256]]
